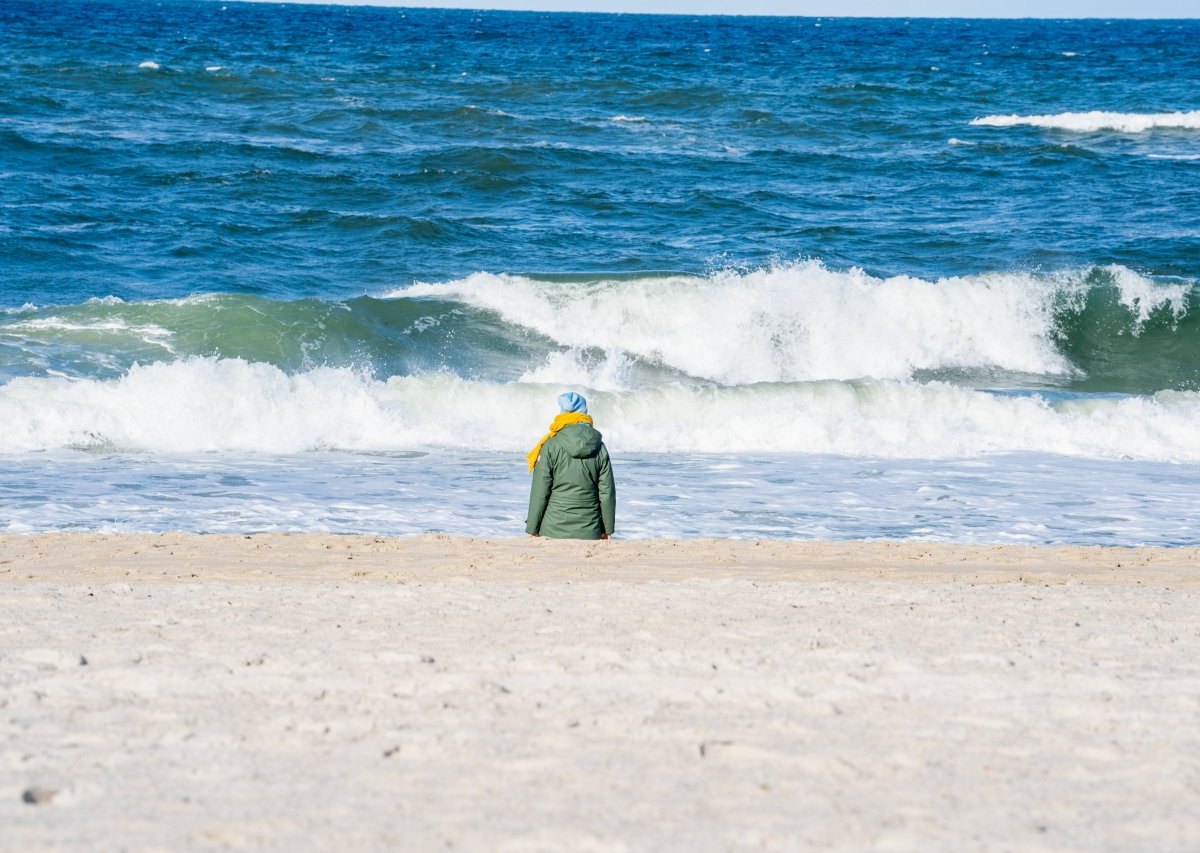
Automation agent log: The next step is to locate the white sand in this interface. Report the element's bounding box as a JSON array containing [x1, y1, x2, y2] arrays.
[[2, 535, 1199, 850]]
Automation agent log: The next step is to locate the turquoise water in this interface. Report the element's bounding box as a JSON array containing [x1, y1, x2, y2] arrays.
[[3, 1, 1200, 542]]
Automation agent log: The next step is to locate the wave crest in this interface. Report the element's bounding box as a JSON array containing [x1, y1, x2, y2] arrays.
[[971, 110, 1200, 133], [401, 263, 1189, 386]]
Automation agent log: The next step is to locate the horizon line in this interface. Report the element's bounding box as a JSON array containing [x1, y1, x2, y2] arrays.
[[205, 0, 1198, 20]]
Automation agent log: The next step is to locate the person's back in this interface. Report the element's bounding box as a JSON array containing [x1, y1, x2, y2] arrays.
[[526, 393, 615, 540]]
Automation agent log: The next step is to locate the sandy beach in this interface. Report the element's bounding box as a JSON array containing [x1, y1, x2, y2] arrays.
[[2, 534, 1198, 851]]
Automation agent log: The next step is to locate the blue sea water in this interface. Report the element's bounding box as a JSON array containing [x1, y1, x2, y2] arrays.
[[2, 0, 1200, 542]]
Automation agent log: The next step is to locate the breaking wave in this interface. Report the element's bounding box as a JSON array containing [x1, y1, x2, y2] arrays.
[[4, 357, 1200, 461], [400, 262, 1196, 392], [3, 263, 1197, 394]]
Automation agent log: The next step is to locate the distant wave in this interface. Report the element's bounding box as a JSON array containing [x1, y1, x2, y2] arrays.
[[4, 357, 1200, 461], [971, 110, 1200, 133]]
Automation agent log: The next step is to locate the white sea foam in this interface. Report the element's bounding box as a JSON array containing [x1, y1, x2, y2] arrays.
[[971, 110, 1200, 133], [611, 115, 647, 123], [464, 105, 516, 118], [4, 357, 1200, 462], [1107, 264, 1190, 327], [401, 264, 1193, 385], [5, 317, 176, 351], [399, 264, 1184, 385], [0, 359, 394, 454], [138, 60, 161, 70], [518, 348, 634, 390]]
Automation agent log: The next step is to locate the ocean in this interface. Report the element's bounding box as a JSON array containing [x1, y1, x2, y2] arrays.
[[2, 0, 1199, 543]]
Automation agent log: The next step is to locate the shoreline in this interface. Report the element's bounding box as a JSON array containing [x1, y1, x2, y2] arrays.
[[3, 532, 1200, 586]]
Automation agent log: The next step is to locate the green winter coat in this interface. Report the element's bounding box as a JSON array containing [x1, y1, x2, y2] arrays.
[[526, 423, 616, 539]]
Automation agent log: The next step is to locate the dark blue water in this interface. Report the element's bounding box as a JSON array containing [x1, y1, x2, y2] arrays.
[[3, 1, 1200, 542], [4, 2, 1199, 305]]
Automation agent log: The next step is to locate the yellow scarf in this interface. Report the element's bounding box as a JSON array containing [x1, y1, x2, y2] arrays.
[[527, 412, 593, 471]]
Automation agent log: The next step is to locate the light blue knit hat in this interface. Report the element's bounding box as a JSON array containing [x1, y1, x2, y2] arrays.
[[557, 391, 588, 414]]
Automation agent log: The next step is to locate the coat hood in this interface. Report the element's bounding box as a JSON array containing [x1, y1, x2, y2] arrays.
[[555, 423, 604, 459]]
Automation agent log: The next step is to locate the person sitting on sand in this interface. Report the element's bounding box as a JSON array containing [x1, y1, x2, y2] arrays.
[[526, 392, 616, 540]]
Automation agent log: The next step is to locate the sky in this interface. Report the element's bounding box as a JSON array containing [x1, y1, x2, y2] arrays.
[[258, 0, 1198, 17]]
